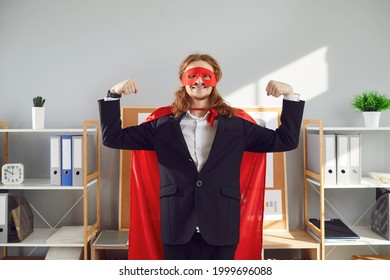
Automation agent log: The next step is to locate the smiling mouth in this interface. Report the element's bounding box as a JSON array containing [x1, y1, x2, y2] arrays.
[[191, 83, 208, 90]]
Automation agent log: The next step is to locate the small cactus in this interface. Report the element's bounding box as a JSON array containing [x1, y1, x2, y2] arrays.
[[33, 96, 46, 107]]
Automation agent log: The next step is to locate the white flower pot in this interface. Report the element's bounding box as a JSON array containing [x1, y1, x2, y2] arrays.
[[363, 111, 381, 128], [32, 107, 45, 129]]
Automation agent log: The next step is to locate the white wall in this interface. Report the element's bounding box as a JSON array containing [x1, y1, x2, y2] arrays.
[[1, 0, 390, 230]]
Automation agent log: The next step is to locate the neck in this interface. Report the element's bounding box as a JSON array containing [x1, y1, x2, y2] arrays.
[[189, 108, 208, 118], [189, 99, 210, 117]]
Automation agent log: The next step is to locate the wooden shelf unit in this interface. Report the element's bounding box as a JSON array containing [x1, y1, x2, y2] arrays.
[[303, 119, 390, 260], [0, 121, 101, 260]]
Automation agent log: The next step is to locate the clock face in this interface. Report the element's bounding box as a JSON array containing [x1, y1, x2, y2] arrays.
[[1, 163, 24, 185]]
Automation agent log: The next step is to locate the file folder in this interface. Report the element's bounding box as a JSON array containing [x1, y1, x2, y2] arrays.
[[0, 193, 8, 243], [72, 135, 96, 186], [61, 135, 73, 186], [324, 134, 337, 185], [349, 135, 361, 185], [336, 134, 349, 185], [50, 136, 61, 185], [306, 133, 337, 185]]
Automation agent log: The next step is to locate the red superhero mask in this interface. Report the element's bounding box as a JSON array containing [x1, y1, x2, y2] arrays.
[[181, 67, 218, 87]]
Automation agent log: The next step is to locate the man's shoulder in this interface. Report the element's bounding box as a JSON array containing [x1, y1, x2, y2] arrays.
[[233, 108, 256, 124], [143, 106, 173, 123]]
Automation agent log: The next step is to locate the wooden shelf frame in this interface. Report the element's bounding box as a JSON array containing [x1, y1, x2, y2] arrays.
[[0, 121, 101, 260], [303, 119, 390, 259]]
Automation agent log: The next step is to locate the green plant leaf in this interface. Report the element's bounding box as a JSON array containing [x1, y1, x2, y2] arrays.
[[352, 91, 390, 112]]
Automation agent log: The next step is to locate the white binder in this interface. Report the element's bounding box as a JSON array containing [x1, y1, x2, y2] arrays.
[[349, 135, 361, 185], [336, 135, 349, 185], [306, 133, 337, 185], [324, 134, 337, 185], [72, 135, 83, 186], [72, 135, 96, 186], [0, 193, 8, 243], [50, 136, 61, 185]]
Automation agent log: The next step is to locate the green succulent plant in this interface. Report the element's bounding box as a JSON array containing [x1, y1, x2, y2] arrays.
[[352, 90, 390, 112], [33, 96, 46, 107]]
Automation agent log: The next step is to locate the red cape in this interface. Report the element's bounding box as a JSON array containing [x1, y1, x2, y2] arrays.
[[128, 106, 266, 259]]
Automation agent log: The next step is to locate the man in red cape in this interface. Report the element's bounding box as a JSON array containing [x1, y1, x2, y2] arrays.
[[99, 53, 304, 260], [128, 107, 267, 260]]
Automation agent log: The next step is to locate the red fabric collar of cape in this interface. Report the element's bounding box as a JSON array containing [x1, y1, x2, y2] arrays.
[[128, 105, 266, 260]]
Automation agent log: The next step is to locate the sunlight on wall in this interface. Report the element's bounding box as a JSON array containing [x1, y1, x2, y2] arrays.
[[226, 46, 329, 107]]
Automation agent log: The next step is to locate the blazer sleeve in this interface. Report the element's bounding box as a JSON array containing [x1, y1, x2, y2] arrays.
[[98, 99, 156, 150], [244, 99, 305, 153]]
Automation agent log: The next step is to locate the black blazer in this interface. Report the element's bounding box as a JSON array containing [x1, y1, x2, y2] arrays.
[[98, 99, 305, 246]]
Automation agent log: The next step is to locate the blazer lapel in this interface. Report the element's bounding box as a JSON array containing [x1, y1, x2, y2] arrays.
[[199, 116, 225, 174], [172, 114, 199, 172]]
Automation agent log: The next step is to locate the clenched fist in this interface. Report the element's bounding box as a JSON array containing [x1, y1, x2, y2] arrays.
[[266, 80, 293, 98], [110, 78, 138, 95]]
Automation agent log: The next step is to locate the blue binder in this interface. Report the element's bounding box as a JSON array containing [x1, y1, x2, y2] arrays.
[[61, 135, 73, 186]]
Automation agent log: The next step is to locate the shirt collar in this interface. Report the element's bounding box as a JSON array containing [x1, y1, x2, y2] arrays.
[[186, 110, 210, 121]]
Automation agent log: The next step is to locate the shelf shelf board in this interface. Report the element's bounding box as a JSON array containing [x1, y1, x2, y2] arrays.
[[307, 226, 390, 247], [325, 226, 390, 246], [306, 126, 390, 132], [0, 228, 85, 247], [0, 178, 97, 190], [263, 229, 319, 249], [307, 177, 390, 190]]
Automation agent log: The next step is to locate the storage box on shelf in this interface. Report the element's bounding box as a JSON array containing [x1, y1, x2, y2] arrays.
[[0, 121, 101, 260], [303, 119, 390, 260]]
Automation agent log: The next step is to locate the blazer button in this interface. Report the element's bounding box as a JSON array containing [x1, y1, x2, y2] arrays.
[[196, 181, 202, 187]]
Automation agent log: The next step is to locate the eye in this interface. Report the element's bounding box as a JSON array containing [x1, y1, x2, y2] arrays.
[[203, 75, 211, 80], [188, 74, 196, 79]]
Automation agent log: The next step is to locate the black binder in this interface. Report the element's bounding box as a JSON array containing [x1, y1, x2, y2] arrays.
[[310, 218, 360, 240]]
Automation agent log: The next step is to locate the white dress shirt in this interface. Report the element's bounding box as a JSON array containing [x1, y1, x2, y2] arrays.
[[180, 111, 217, 172]]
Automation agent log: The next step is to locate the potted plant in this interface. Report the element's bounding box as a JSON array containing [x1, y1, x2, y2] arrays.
[[32, 96, 46, 129], [352, 90, 390, 127]]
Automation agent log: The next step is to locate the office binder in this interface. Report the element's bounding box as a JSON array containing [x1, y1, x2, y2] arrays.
[[0, 193, 8, 243], [61, 135, 73, 186], [336, 134, 349, 185], [72, 135, 96, 186], [324, 134, 337, 185], [50, 135, 61, 185], [306, 133, 337, 185], [349, 135, 361, 185]]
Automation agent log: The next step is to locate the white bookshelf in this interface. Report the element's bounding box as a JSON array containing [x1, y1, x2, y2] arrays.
[[0, 121, 101, 260], [303, 119, 390, 259]]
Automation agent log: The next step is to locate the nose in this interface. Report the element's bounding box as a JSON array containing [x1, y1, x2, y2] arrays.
[[195, 76, 204, 84]]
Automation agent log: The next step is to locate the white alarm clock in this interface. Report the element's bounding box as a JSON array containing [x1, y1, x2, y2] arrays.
[[1, 163, 25, 185]]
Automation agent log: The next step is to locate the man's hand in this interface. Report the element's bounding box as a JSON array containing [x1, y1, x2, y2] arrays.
[[266, 80, 293, 98], [110, 78, 138, 95]]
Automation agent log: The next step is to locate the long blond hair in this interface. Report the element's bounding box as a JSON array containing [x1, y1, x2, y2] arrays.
[[172, 53, 235, 118]]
